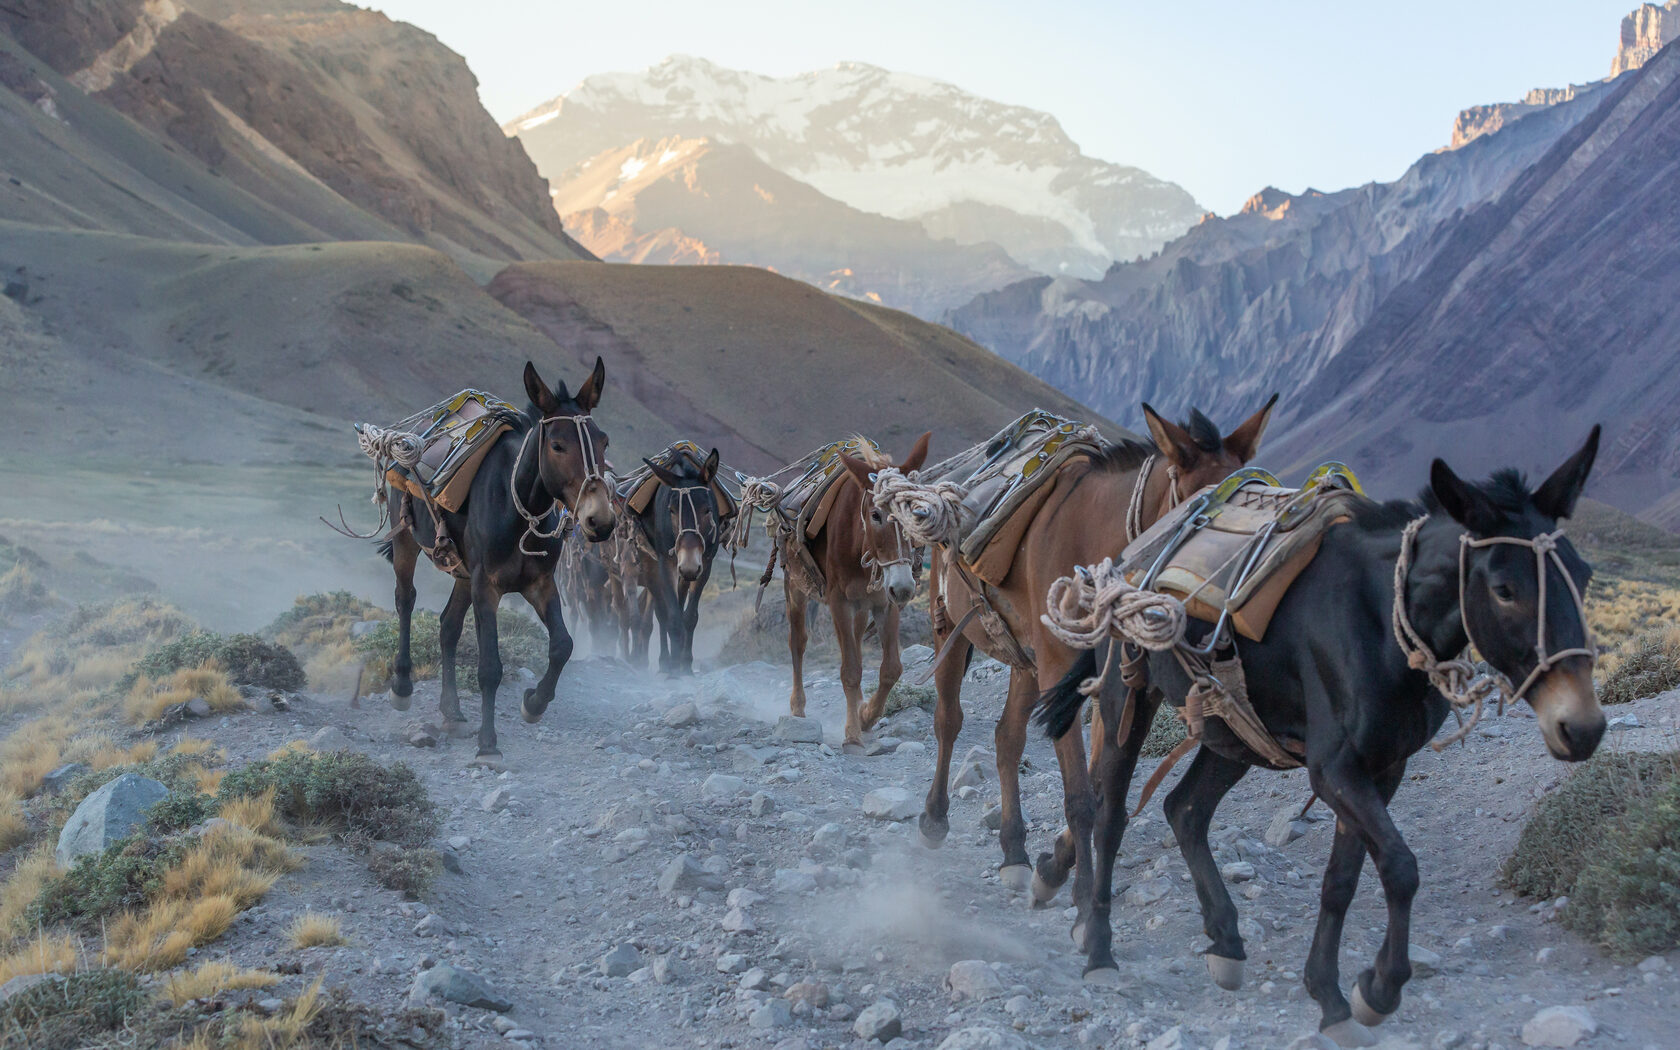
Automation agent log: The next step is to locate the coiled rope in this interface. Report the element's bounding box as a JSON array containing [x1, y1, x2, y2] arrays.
[[323, 424, 430, 539], [1041, 557, 1188, 696], [870, 467, 973, 547]]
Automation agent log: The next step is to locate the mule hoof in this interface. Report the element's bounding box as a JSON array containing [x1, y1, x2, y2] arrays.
[[1082, 966, 1122, 988], [1350, 984, 1392, 1028], [1070, 920, 1087, 951], [1031, 871, 1062, 908], [917, 815, 949, 851], [520, 688, 550, 724], [390, 677, 413, 699], [998, 864, 1033, 894], [469, 751, 505, 771], [1205, 954, 1244, 991], [1320, 1019, 1378, 1048]]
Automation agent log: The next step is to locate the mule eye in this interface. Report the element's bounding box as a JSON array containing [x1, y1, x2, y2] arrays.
[[1492, 583, 1516, 603], [550, 442, 565, 452], [870, 510, 883, 524]]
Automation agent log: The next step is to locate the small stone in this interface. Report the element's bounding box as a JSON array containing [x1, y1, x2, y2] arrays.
[[749, 792, 776, 817], [407, 963, 513, 1012], [1123, 877, 1172, 906], [1002, 994, 1031, 1016], [715, 953, 749, 974], [663, 702, 700, 727], [981, 805, 1003, 830], [773, 715, 825, 743], [1536, 947, 1557, 964], [56, 773, 170, 867], [751, 998, 793, 1029], [256, 997, 285, 1015], [739, 966, 769, 990], [1521, 1006, 1597, 1047], [862, 786, 919, 821], [1147, 1027, 1197, 1050], [308, 726, 349, 751], [1410, 944, 1443, 977], [1266, 805, 1312, 847], [1220, 861, 1256, 882], [784, 980, 830, 1007], [934, 1028, 1032, 1050], [447, 835, 470, 851], [413, 914, 449, 938], [658, 855, 724, 895], [854, 1000, 903, 1042], [504, 1031, 536, 1044], [481, 787, 514, 813], [408, 729, 437, 748], [721, 907, 756, 932], [599, 942, 640, 977], [652, 953, 677, 984], [772, 868, 818, 894], [1636, 955, 1667, 973], [493, 1016, 517, 1034], [39, 763, 87, 795], [702, 773, 748, 798], [945, 959, 1004, 1000], [184, 697, 213, 719]]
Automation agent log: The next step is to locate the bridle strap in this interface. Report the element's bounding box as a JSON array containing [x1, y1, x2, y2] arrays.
[[1459, 530, 1595, 704], [859, 484, 913, 592], [666, 484, 717, 555], [1125, 454, 1183, 545], [509, 413, 606, 556]]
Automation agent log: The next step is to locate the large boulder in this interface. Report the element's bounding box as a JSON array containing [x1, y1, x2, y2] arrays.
[[55, 773, 170, 867], [407, 964, 513, 1012]]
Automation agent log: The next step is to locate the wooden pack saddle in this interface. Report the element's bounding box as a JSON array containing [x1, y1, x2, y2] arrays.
[[615, 440, 741, 521], [370, 390, 523, 514]]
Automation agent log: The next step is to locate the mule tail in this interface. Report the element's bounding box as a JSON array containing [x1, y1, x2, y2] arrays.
[[1035, 648, 1097, 740], [376, 538, 395, 563]]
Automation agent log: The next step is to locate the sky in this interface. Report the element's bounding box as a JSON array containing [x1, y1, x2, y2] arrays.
[[369, 0, 1641, 215]]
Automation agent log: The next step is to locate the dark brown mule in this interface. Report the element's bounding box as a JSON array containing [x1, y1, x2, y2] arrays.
[[609, 520, 652, 664], [915, 399, 1276, 982], [784, 434, 931, 752], [382, 359, 614, 766]]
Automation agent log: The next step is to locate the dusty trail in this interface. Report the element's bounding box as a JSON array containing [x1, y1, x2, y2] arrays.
[[183, 641, 1678, 1050]]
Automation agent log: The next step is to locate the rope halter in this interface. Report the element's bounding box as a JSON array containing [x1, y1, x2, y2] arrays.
[[510, 413, 608, 556], [1125, 454, 1183, 545], [666, 484, 719, 555], [1392, 517, 1595, 750], [859, 483, 916, 595], [871, 466, 972, 548]]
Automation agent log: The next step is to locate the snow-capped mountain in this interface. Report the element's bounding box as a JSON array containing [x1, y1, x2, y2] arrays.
[[509, 55, 1204, 278]]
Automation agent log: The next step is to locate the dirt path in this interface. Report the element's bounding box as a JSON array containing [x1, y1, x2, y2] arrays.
[[181, 646, 1679, 1050]]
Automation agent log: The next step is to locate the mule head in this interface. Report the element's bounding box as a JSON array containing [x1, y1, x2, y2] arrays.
[[644, 448, 722, 582], [840, 431, 930, 606], [1138, 394, 1278, 516], [1430, 426, 1604, 762], [524, 358, 614, 541]]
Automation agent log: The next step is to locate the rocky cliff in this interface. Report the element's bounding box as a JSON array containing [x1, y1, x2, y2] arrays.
[[1614, 0, 1680, 76]]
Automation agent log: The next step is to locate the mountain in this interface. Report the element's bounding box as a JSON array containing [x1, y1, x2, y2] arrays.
[[547, 135, 1035, 317], [0, 0, 593, 277], [509, 55, 1204, 280]]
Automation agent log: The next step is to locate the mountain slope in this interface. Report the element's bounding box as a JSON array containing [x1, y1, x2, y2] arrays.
[[549, 136, 1034, 317], [510, 55, 1203, 279]]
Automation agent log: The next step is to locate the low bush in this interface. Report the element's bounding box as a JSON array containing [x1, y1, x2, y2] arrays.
[[356, 607, 548, 691], [1597, 625, 1680, 705], [265, 591, 385, 650], [26, 834, 190, 931], [128, 632, 304, 693], [288, 912, 346, 949], [1142, 703, 1189, 758], [365, 843, 440, 898], [883, 681, 937, 716], [0, 968, 149, 1050], [216, 749, 436, 847]]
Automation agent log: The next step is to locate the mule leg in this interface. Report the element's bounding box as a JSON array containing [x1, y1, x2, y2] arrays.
[[832, 601, 868, 752], [520, 572, 572, 723], [919, 637, 972, 849], [469, 571, 505, 765], [1164, 745, 1251, 989], [1083, 681, 1161, 984], [680, 560, 712, 675], [1303, 817, 1371, 1037], [786, 581, 810, 717], [437, 580, 472, 728], [389, 531, 420, 709], [1050, 722, 1099, 958], [860, 599, 902, 731], [994, 669, 1037, 892]]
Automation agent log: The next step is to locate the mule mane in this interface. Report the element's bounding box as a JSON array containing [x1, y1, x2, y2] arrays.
[[1351, 467, 1536, 530], [1083, 435, 1155, 474], [848, 437, 892, 469], [1185, 409, 1221, 453]]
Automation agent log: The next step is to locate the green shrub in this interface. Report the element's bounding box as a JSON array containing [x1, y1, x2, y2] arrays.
[[883, 682, 937, 716], [0, 969, 149, 1050], [264, 590, 384, 644], [366, 844, 441, 898], [355, 608, 548, 691], [1142, 703, 1189, 758], [1504, 750, 1677, 900], [143, 790, 213, 835], [1566, 775, 1680, 958], [27, 834, 190, 930], [58, 751, 220, 806], [127, 631, 304, 692], [1598, 626, 1680, 705], [217, 749, 436, 847]]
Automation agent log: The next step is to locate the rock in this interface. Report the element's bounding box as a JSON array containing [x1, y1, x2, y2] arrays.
[[1521, 1006, 1597, 1047], [750, 998, 793, 1029], [862, 786, 919, 821], [1122, 877, 1172, 907], [481, 787, 514, 813], [1285, 1036, 1339, 1050], [702, 773, 748, 798], [934, 1028, 1032, 1050], [727, 888, 765, 909], [407, 964, 513, 1012], [772, 868, 818, 894], [183, 697, 213, 719], [739, 966, 769, 990], [1221, 861, 1256, 882], [854, 1000, 903, 1042], [1266, 806, 1311, 847], [408, 729, 437, 748], [56, 773, 170, 867], [0, 973, 62, 1004], [1147, 1027, 1197, 1050], [946, 960, 1004, 1000], [652, 953, 678, 984], [1410, 944, 1442, 978], [413, 914, 449, 938], [599, 942, 640, 977], [715, 953, 749, 974], [658, 855, 724, 895], [1636, 955, 1667, 973], [953, 762, 988, 790], [749, 792, 776, 817], [255, 997, 286, 1014], [663, 702, 700, 727], [309, 726, 350, 751], [784, 980, 830, 1008], [982, 805, 1003, 830], [721, 907, 756, 932], [447, 835, 470, 851], [504, 1031, 536, 1044], [38, 763, 86, 795], [811, 822, 846, 850], [773, 715, 824, 744]]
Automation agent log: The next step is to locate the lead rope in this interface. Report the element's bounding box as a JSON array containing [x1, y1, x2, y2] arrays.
[[1040, 557, 1189, 696], [1123, 455, 1182, 545], [857, 491, 914, 593], [510, 414, 604, 557]]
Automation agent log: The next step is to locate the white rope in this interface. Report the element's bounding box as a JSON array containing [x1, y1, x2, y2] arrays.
[[510, 414, 604, 556], [1041, 557, 1187, 698], [871, 467, 973, 547]]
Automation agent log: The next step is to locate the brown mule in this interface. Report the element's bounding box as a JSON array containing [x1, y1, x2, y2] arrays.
[[783, 433, 931, 752], [915, 398, 1276, 982]]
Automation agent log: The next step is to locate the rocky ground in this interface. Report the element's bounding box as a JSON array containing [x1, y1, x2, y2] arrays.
[[108, 631, 1680, 1050]]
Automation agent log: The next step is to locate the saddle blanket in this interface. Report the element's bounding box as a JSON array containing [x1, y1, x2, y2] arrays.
[[1121, 464, 1365, 642], [368, 390, 523, 514], [917, 410, 1105, 585], [615, 440, 741, 526]]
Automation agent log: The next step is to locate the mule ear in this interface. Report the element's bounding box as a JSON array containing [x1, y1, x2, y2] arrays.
[[1142, 403, 1198, 470], [1431, 459, 1501, 534], [700, 448, 720, 484], [523, 361, 560, 415], [838, 451, 876, 489], [899, 431, 932, 472], [574, 356, 606, 413], [1533, 425, 1600, 521], [644, 458, 683, 488], [1223, 393, 1278, 464]]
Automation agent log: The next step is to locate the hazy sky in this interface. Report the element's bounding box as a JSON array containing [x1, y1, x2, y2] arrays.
[[370, 0, 1639, 215]]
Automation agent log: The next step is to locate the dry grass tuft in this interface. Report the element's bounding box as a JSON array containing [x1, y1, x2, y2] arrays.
[[162, 959, 278, 1005], [267, 740, 314, 760], [288, 912, 346, 949], [0, 715, 74, 796], [0, 791, 28, 852], [172, 736, 220, 758], [232, 975, 325, 1049], [0, 932, 77, 984], [0, 844, 61, 938], [160, 825, 294, 909], [0, 598, 193, 712], [104, 894, 241, 972], [124, 663, 246, 725], [218, 789, 282, 838], [194, 767, 227, 796]]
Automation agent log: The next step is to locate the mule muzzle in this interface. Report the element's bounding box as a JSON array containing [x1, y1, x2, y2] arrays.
[[675, 541, 705, 582], [883, 564, 915, 607], [1529, 657, 1605, 762]]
